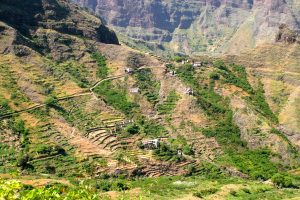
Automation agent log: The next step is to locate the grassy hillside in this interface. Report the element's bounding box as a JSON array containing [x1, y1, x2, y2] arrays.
[[0, 0, 299, 199]]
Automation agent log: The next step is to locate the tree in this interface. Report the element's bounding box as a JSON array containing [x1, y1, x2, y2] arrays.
[[17, 154, 30, 170], [44, 95, 59, 108]]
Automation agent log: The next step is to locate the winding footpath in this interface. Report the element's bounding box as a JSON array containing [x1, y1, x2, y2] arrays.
[[0, 75, 127, 120], [0, 65, 166, 120]]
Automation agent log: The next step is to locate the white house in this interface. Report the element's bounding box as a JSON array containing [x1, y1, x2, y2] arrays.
[[142, 138, 160, 149], [125, 68, 134, 74]]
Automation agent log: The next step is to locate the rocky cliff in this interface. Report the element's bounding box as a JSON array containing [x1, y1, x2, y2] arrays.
[[73, 0, 300, 55], [0, 0, 118, 56]]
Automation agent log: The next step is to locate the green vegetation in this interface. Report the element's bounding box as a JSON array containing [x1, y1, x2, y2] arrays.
[[44, 61, 90, 88], [247, 81, 279, 123], [58, 97, 103, 130], [94, 81, 138, 116], [176, 62, 285, 181], [0, 97, 10, 114], [271, 173, 297, 188], [91, 52, 108, 79], [209, 71, 220, 80], [136, 117, 167, 137], [176, 64, 244, 147], [44, 95, 59, 108], [172, 55, 188, 63], [0, 144, 18, 173], [121, 117, 167, 137], [135, 69, 160, 105], [12, 119, 29, 150], [1, 172, 300, 200], [271, 128, 298, 155], [157, 90, 180, 115], [221, 150, 278, 180], [214, 61, 252, 93], [0, 180, 100, 200], [0, 64, 29, 103], [177, 64, 227, 116], [202, 111, 245, 147], [193, 188, 218, 198], [168, 136, 194, 156], [153, 142, 184, 162], [212, 61, 278, 123]]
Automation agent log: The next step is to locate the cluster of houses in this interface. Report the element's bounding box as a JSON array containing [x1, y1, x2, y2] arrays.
[[182, 59, 206, 68], [141, 138, 184, 157]]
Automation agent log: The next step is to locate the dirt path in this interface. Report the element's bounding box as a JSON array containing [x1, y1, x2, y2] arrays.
[[0, 65, 163, 120]]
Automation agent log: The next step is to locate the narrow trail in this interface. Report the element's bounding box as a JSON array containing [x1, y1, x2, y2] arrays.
[[0, 65, 166, 120], [0, 92, 93, 120], [0, 75, 126, 120]]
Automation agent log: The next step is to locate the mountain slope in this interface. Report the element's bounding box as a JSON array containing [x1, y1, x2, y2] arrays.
[[0, 0, 300, 199], [73, 0, 300, 55]]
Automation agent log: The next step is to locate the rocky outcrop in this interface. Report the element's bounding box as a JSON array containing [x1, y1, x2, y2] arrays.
[[0, 0, 119, 50], [73, 0, 300, 55], [276, 24, 300, 44]]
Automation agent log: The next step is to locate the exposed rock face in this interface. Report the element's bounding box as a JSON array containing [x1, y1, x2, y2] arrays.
[[0, 0, 119, 48], [276, 24, 300, 44], [73, 0, 300, 55]]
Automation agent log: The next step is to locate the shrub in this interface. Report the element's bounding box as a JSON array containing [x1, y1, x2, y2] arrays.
[[91, 52, 108, 79], [125, 124, 140, 135], [271, 173, 297, 188], [45, 163, 56, 174], [113, 181, 130, 191], [17, 154, 30, 170], [197, 162, 225, 179], [12, 119, 27, 136], [157, 90, 180, 115], [136, 117, 167, 137], [209, 72, 220, 80], [247, 82, 278, 123], [172, 55, 187, 63], [135, 69, 160, 105], [12, 119, 29, 149], [95, 180, 112, 191], [214, 60, 228, 71], [153, 143, 183, 162], [94, 81, 138, 116], [0, 98, 9, 113], [35, 144, 53, 155], [193, 188, 218, 198], [44, 95, 59, 108], [228, 150, 278, 180], [182, 145, 194, 155]]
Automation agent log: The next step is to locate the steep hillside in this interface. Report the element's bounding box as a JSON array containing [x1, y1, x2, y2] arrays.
[[226, 25, 300, 151], [73, 0, 300, 55], [0, 0, 300, 199]]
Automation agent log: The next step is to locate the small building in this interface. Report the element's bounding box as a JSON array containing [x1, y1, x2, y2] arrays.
[[142, 138, 160, 149], [168, 71, 177, 77], [185, 88, 194, 96], [129, 87, 139, 94], [125, 67, 134, 74], [192, 61, 203, 68], [181, 60, 190, 65], [177, 149, 183, 157]]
